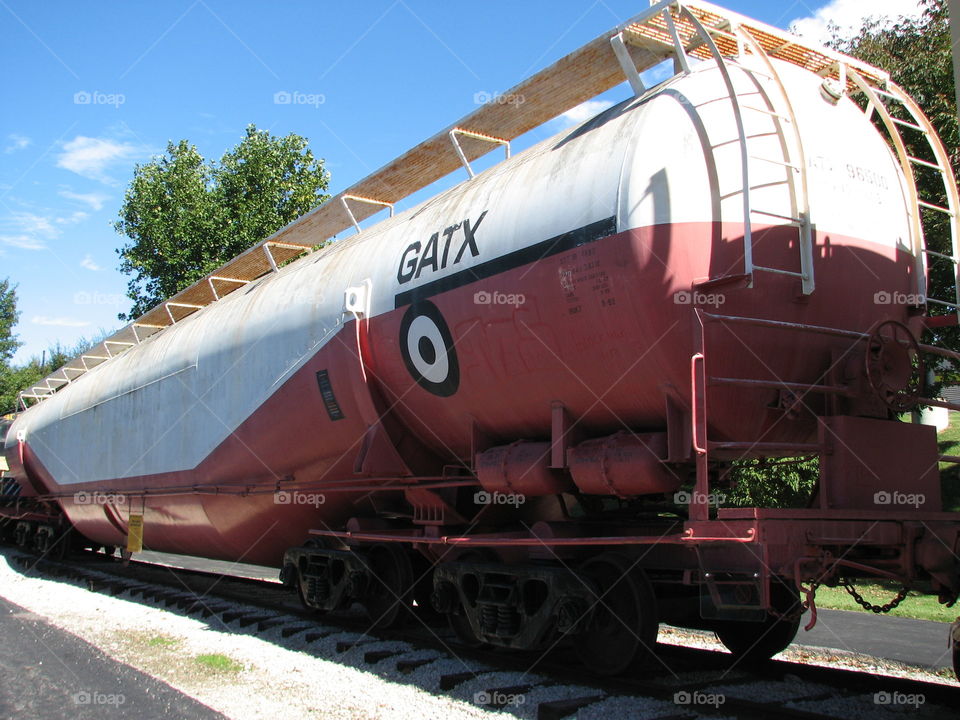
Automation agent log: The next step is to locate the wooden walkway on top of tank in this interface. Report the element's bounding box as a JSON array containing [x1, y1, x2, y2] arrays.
[[20, 0, 891, 407]]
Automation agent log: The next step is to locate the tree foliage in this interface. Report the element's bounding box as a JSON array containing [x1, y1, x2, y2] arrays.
[[0, 336, 102, 415], [115, 124, 330, 320], [0, 278, 21, 365]]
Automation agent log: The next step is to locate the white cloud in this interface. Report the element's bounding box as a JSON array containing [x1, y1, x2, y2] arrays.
[[4, 134, 31, 153], [10, 211, 59, 239], [56, 136, 145, 183], [56, 211, 89, 225], [80, 254, 101, 271], [1, 207, 90, 250], [789, 0, 924, 45], [59, 190, 109, 211], [0, 234, 45, 250], [32, 316, 91, 328], [556, 100, 614, 128]]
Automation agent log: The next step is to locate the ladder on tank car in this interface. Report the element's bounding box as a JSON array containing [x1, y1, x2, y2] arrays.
[[844, 69, 960, 321], [662, 12, 815, 294]]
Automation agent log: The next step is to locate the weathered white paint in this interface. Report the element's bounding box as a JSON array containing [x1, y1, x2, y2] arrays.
[[4, 60, 911, 485]]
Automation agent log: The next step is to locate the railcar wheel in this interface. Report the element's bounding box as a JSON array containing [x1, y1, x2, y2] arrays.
[[714, 581, 801, 663], [292, 539, 329, 615], [363, 543, 414, 629], [574, 553, 658, 676], [14, 521, 32, 549], [440, 550, 493, 648]]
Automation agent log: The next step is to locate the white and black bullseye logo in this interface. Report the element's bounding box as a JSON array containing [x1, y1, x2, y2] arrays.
[[399, 301, 459, 396]]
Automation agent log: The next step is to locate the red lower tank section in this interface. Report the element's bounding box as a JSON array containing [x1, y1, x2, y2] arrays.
[[365, 222, 918, 458], [15, 219, 919, 566]]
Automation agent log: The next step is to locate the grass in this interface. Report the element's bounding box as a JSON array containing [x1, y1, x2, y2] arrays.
[[146, 634, 180, 648], [194, 653, 244, 673], [815, 578, 957, 623], [938, 411, 960, 512]]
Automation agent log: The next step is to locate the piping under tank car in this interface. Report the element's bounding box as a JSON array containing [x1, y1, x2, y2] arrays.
[[5, 1, 960, 675]]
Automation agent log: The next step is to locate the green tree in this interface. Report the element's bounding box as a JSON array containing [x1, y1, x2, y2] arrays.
[[0, 278, 21, 364], [0, 336, 102, 415], [115, 125, 330, 320]]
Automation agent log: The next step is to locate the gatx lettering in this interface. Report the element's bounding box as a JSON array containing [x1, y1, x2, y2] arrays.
[[397, 211, 487, 284]]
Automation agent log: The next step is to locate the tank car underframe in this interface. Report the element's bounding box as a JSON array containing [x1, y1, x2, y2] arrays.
[[286, 306, 960, 666]]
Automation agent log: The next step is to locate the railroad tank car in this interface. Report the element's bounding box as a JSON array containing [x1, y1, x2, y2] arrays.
[[4, 1, 960, 676]]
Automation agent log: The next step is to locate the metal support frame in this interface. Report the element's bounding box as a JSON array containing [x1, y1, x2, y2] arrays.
[[262, 244, 279, 273], [340, 194, 395, 234], [848, 69, 960, 319], [610, 31, 646, 96], [736, 26, 814, 295], [448, 128, 510, 179], [680, 7, 753, 288]]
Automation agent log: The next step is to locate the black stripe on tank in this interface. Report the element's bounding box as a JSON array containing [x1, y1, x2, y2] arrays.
[[393, 215, 617, 308]]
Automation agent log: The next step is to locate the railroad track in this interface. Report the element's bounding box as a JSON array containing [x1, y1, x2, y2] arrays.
[[7, 548, 958, 720]]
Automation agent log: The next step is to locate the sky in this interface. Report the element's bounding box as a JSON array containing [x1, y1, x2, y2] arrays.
[[0, 0, 926, 364]]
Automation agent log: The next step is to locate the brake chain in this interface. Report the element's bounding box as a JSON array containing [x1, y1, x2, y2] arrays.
[[842, 579, 910, 614]]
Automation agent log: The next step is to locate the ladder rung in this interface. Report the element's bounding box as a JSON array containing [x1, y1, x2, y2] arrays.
[[908, 155, 941, 170], [872, 86, 900, 99], [741, 105, 790, 121], [922, 248, 959, 262], [753, 265, 806, 279], [751, 208, 803, 223], [891, 116, 925, 132], [725, 61, 772, 80], [750, 156, 799, 170], [918, 200, 955, 215], [706, 25, 740, 41]]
